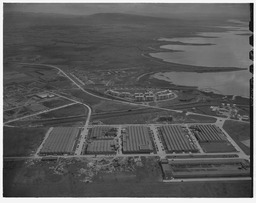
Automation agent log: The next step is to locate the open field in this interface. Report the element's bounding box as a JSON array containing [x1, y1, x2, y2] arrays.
[[3, 127, 48, 157], [186, 114, 217, 123], [3, 157, 252, 197], [31, 117, 86, 127], [40, 104, 88, 119], [4, 12, 244, 74], [92, 100, 142, 113], [223, 120, 251, 155], [42, 98, 72, 108], [91, 107, 217, 124]]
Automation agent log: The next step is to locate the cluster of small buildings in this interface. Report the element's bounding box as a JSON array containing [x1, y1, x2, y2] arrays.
[[36, 92, 55, 99], [210, 103, 249, 120], [106, 89, 174, 102]]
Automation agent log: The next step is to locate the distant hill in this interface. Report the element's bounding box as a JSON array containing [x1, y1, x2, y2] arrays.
[[4, 11, 245, 29], [84, 13, 173, 24], [4, 11, 89, 27], [4, 11, 173, 27]]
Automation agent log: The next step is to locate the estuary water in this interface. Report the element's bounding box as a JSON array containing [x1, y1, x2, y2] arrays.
[[153, 71, 251, 97], [150, 23, 252, 97]]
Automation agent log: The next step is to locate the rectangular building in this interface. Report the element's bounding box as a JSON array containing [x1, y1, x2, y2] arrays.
[[86, 140, 117, 154], [40, 127, 80, 155], [190, 124, 226, 143], [122, 126, 154, 154], [167, 159, 250, 179], [158, 125, 198, 153]]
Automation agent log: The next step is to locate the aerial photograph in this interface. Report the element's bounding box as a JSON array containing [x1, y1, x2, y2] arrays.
[[3, 2, 253, 197]]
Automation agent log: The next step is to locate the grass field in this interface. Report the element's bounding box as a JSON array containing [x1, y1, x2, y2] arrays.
[[3, 127, 47, 157], [185, 114, 217, 123], [92, 100, 141, 113], [40, 104, 88, 119], [42, 98, 72, 108], [223, 120, 251, 155], [91, 108, 218, 124]]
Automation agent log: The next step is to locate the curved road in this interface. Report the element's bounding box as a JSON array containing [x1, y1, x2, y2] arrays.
[[13, 62, 249, 126]]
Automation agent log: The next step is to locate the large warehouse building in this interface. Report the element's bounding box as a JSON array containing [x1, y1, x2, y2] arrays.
[[190, 124, 226, 143], [122, 126, 154, 154], [40, 127, 80, 155], [158, 125, 198, 153], [161, 159, 250, 179], [86, 140, 117, 154]]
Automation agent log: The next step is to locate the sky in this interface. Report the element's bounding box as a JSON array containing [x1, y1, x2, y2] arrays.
[[4, 3, 250, 20]]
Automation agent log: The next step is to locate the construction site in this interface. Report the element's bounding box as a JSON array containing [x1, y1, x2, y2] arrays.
[[158, 125, 198, 153]]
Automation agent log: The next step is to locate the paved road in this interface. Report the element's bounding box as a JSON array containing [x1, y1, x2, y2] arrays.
[[116, 125, 123, 155], [149, 124, 166, 158], [70, 72, 85, 86], [163, 177, 251, 183], [184, 124, 204, 153]]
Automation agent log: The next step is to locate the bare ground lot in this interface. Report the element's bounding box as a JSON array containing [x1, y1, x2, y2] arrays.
[[223, 120, 251, 155], [3, 127, 47, 157]]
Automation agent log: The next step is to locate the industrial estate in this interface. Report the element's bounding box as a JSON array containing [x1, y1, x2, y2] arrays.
[[3, 5, 252, 197]]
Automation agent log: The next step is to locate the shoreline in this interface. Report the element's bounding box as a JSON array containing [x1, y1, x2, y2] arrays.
[[142, 52, 247, 73]]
